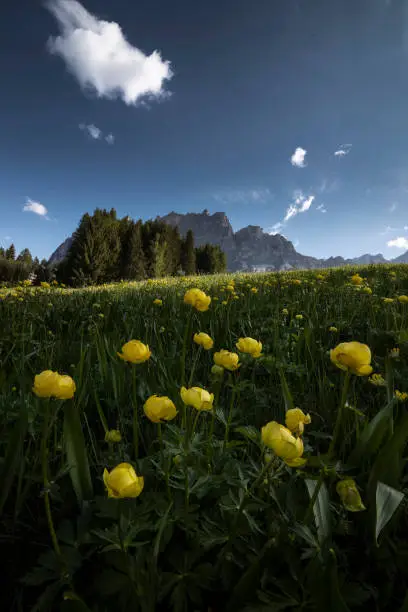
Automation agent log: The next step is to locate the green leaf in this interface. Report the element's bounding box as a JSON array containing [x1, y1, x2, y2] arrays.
[[0, 401, 28, 516], [375, 481, 404, 543], [63, 403, 93, 505], [328, 549, 351, 612], [278, 368, 295, 411], [348, 399, 394, 467], [369, 411, 408, 493], [305, 478, 331, 545]]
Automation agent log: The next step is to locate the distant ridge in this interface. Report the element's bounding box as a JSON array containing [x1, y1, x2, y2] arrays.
[[49, 209, 408, 271]]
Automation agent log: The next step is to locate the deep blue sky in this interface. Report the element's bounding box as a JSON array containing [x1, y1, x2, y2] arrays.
[[1, 0, 408, 260]]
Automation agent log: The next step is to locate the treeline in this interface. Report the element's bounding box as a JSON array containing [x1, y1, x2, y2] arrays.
[[0, 245, 52, 284], [57, 208, 226, 286]]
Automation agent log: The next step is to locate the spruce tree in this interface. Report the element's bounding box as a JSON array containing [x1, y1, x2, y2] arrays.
[[17, 248, 33, 266], [5, 244, 16, 261], [122, 220, 146, 280], [182, 230, 196, 275]]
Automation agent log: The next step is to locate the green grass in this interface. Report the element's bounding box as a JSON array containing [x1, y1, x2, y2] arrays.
[[1, 265, 408, 611]]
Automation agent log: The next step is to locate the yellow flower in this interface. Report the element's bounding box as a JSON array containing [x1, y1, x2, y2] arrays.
[[295, 314, 303, 320], [362, 287, 372, 294], [330, 341, 373, 376], [395, 390, 408, 402], [214, 349, 240, 371], [329, 326, 338, 332], [390, 347, 400, 358], [117, 340, 151, 364], [293, 279, 302, 285], [143, 395, 177, 422], [40, 281, 51, 289], [54, 375, 76, 399], [382, 297, 394, 304], [105, 430, 122, 443], [211, 364, 224, 378], [103, 463, 144, 499], [261, 421, 306, 467], [285, 408, 311, 435], [369, 373, 386, 387], [316, 274, 324, 280], [336, 479, 366, 512], [226, 284, 235, 292], [222, 300, 228, 305], [180, 386, 214, 411], [351, 274, 363, 286], [32, 370, 60, 398], [236, 337, 262, 358], [282, 308, 289, 315], [153, 298, 163, 306], [193, 332, 214, 350], [184, 288, 211, 312], [398, 295, 408, 303], [250, 287, 258, 294]]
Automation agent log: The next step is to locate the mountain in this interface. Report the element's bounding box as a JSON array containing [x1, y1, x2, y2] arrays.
[[48, 210, 408, 271]]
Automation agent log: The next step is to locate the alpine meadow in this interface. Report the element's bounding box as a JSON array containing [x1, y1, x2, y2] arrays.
[[1, 266, 408, 611]]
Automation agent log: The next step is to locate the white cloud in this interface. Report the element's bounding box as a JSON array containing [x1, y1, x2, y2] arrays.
[[404, 225, 408, 231], [316, 203, 327, 213], [387, 237, 408, 249], [213, 188, 272, 205], [290, 147, 307, 168], [46, 0, 173, 106], [389, 202, 398, 213], [79, 123, 115, 143], [3, 236, 12, 241], [334, 144, 352, 157], [23, 198, 49, 218], [268, 190, 314, 234]]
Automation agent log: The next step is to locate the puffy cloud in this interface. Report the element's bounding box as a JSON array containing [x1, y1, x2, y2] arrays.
[[387, 237, 408, 249], [334, 144, 352, 157], [290, 147, 307, 168], [23, 198, 49, 218], [79, 123, 114, 143], [46, 0, 173, 106]]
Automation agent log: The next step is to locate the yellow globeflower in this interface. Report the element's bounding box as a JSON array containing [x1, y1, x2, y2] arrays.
[[362, 287, 372, 294], [282, 308, 289, 315], [226, 284, 235, 292], [285, 408, 311, 435], [398, 295, 408, 303], [184, 288, 211, 312], [329, 326, 338, 332], [105, 430, 122, 443], [330, 341, 373, 376], [236, 337, 262, 358], [368, 373, 386, 387], [382, 298, 394, 304], [250, 287, 258, 294], [40, 281, 51, 289], [261, 421, 306, 467], [351, 274, 363, 286], [295, 314, 303, 321], [336, 479, 366, 512], [395, 390, 408, 402], [153, 298, 163, 306], [193, 332, 214, 350], [117, 340, 151, 364], [32, 370, 60, 398], [180, 386, 214, 411], [214, 349, 240, 371], [143, 395, 177, 423], [103, 463, 144, 499], [54, 375, 76, 400], [390, 347, 400, 358]]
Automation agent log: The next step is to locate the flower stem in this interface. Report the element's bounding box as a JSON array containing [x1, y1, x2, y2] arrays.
[[41, 401, 62, 561], [223, 374, 236, 449], [131, 367, 139, 459], [188, 345, 201, 387], [180, 310, 193, 388], [328, 371, 351, 459]]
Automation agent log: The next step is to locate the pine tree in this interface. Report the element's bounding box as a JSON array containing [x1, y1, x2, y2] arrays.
[[0, 247, 5, 258], [122, 220, 146, 280], [5, 244, 16, 261], [182, 230, 196, 275], [17, 248, 33, 266]]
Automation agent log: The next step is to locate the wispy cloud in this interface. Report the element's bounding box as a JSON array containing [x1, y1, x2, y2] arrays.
[[387, 237, 408, 249], [380, 225, 397, 235], [316, 203, 327, 213], [213, 188, 272, 205], [23, 198, 49, 219], [290, 147, 307, 168], [389, 202, 398, 213], [79, 123, 115, 144], [46, 0, 173, 106], [334, 144, 352, 157], [268, 190, 315, 234]]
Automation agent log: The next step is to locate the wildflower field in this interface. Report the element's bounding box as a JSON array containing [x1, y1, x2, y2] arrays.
[[2, 266, 408, 611]]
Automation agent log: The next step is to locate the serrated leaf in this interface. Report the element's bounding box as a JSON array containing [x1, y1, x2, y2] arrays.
[[375, 481, 404, 543]]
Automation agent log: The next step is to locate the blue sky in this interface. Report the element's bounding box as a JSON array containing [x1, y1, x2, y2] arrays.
[[1, 0, 408, 260]]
